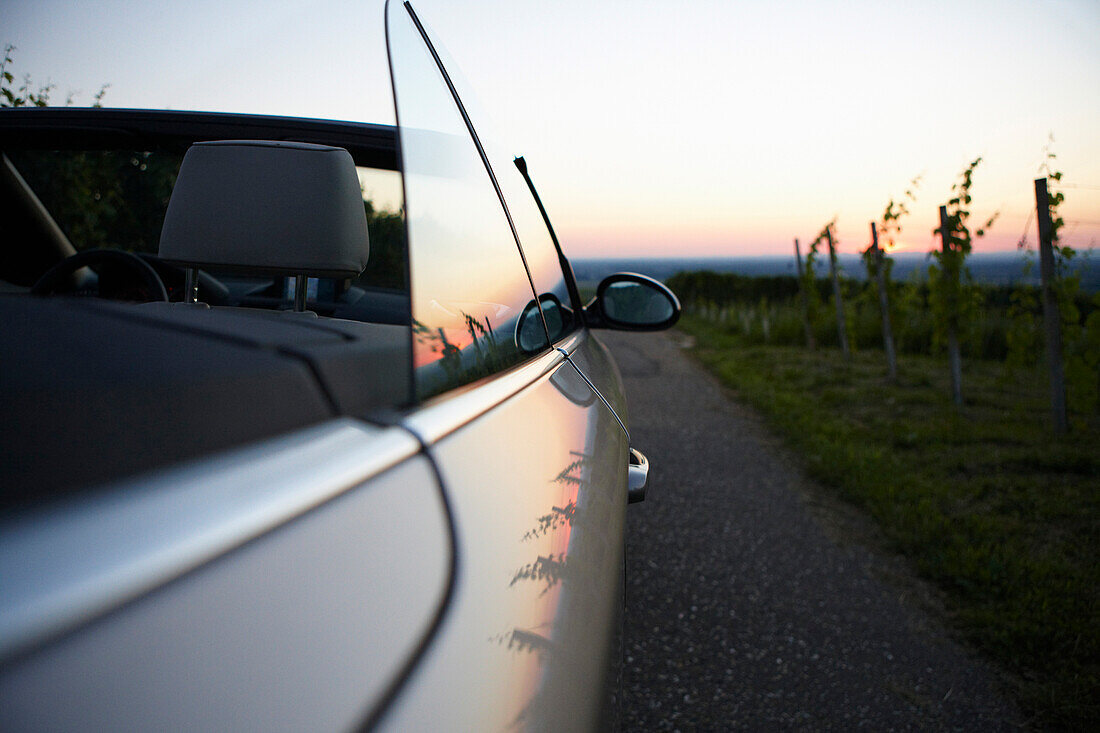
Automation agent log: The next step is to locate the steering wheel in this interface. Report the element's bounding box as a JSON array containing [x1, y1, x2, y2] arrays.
[[31, 249, 169, 302]]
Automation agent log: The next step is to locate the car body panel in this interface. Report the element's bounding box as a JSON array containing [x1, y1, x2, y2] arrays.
[[0, 432, 452, 731], [383, 332, 627, 731], [0, 419, 420, 658]]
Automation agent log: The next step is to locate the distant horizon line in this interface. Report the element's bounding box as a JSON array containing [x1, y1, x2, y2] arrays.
[[572, 251, 1044, 261]]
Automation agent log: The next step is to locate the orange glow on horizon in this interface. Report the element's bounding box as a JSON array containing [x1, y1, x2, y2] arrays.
[[557, 198, 1100, 260]]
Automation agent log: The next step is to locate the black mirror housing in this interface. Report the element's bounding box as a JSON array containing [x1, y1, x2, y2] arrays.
[[585, 272, 681, 331]]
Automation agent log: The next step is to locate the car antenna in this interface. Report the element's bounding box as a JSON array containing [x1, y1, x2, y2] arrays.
[[513, 156, 585, 311]]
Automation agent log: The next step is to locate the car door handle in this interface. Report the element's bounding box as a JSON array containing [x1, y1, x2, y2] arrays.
[[627, 448, 649, 503]]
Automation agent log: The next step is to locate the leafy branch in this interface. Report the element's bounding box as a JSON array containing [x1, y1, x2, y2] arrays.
[[928, 157, 997, 352], [1, 44, 108, 108], [2, 45, 52, 107], [863, 173, 922, 282], [800, 217, 835, 304], [793, 219, 834, 336], [879, 173, 923, 249]]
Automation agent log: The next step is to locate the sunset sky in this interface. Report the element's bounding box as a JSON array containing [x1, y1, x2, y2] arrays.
[[7, 0, 1099, 258]]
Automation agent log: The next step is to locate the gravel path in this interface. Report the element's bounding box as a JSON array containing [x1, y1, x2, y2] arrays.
[[598, 330, 1022, 732]]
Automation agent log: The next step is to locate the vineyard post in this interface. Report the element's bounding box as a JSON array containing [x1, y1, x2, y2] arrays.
[[825, 224, 850, 359], [1034, 177, 1068, 433], [794, 238, 815, 349], [938, 205, 963, 408], [870, 222, 897, 380]]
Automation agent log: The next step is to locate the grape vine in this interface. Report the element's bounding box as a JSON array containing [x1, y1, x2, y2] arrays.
[[929, 158, 998, 353], [1039, 139, 1100, 418]]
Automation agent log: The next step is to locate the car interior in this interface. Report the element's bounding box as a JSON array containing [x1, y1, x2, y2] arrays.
[[0, 110, 418, 510]]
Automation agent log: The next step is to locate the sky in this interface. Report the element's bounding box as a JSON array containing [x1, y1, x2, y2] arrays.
[[5, 0, 1099, 258]]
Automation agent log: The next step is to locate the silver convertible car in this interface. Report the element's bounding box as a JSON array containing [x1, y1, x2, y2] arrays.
[[0, 1, 678, 730]]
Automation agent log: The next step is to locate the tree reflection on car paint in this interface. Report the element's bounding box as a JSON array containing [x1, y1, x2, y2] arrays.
[[493, 447, 593, 662], [510, 554, 569, 598], [522, 501, 577, 543]]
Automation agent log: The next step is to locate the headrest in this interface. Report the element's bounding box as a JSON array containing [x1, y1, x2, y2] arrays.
[[159, 140, 369, 278]]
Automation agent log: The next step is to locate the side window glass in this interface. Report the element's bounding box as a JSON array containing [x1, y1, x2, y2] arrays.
[[4, 149, 410, 322], [353, 166, 407, 292], [395, 8, 579, 345], [5, 149, 182, 256], [387, 2, 549, 400], [492, 162, 578, 343]]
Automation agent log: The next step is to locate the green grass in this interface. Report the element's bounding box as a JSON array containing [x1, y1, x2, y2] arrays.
[[678, 314, 1099, 730]]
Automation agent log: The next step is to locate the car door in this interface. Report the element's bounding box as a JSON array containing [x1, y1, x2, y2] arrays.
[[378, 3, 629, 729], [0, 419, 455, 732]]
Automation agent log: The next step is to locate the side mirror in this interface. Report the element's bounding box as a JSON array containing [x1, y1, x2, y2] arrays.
[[586, 273, 680, 331], [516, 297, 550, 353], [516, 293, 575, 353]]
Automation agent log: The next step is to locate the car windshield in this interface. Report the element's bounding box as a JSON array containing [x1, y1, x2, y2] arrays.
[[4, 1, 394, 122], [3, 145, 407, 298], [3, 0, 408, 306]]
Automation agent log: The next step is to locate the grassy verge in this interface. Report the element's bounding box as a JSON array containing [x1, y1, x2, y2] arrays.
[[678, 314, 1098, 729]]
